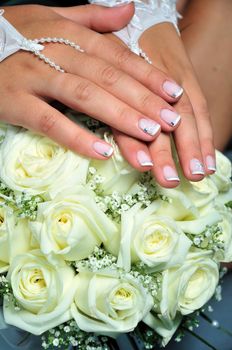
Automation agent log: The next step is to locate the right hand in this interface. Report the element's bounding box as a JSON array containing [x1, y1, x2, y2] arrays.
[[0, 4, 183, 160]]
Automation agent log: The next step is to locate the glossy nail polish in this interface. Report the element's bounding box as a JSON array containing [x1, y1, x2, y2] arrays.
[[190, 159, 205, 175], [139, 118, 161, 136], [163, 81, 184, 98], [137, 150, 154, 167], [160, 109, 181, 127], [163, 166, 180, 181], [206, 155, 216, 171], [93, 142, 113, 157]]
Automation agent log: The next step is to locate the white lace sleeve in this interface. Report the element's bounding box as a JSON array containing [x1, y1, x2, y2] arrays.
[[89, 0, 179, 55]]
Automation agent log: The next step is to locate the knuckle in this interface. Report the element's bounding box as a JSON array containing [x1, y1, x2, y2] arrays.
[[155, 148, 170, 160], [54, 18, 75, 33], [74, 81, 93, 101], [144, 66, 156, 82], [197, 98, 210, 119], [201, 135, 214, 149], [139, 93, 154, 110], [68, 129, 83, 150], [115, 48, 132, 67], [39, 113, 58, 133], [116, 106, 131, 122], [179, 98, 194, 116], [100, 65, 121, 86]]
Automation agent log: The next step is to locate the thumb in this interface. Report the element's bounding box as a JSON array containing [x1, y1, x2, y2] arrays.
[[53, 3, 134, 32]]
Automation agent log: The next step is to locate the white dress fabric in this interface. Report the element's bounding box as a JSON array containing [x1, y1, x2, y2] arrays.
[[89, 0, 179, 54]]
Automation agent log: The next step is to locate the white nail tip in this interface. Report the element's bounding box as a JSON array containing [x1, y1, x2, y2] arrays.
[[166, 177, 180, 181], [170, 114, 181, 127], [172, 87, 184, 98], [207, 166, 216, 172], [140, 161, 154, 167]]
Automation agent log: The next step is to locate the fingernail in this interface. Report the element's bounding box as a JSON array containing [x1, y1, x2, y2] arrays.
[[93, 142, 113, 157], [139, 118, 161, 136], [137, 150, 154, 167], [163, 166, 180, 181], [206, 155, 216, 171], [163, 81, 183, 98], [190, 158, 205, 175], [160, 109, 181, 127]]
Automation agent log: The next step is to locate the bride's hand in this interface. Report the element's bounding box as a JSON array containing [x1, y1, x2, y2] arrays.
[[0, 4, 183, 160], [108, 23, 215, 187]]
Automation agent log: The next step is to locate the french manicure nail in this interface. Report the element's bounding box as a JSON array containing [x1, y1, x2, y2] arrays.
[[163, 166, 180, 181], [160, 109, 181, 127], [190, 158, 205, 175], [206, 155, 216, 171], [139, 118, 161, 136], [163, 81, 184, 98], [137, 150, 154, 167], [93, 142, 113, 157]]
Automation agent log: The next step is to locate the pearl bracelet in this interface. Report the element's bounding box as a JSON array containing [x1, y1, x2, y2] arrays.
[[0, 10, 84, 73]]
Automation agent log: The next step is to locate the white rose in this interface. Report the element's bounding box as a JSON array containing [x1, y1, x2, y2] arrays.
[[3, 250, 77, 335], [0, 208, 32, 273], [176, 210, 221, 235], [114, 203, 191, 272], [30, 187, 118, 262], [160, 252, 219, 318], [90, 132, 140, 194], [211, 151, 232, 192], [216, 186, 232, 207], [71, 269, 153, 335], [156, 186, 198, 221], [0, 127, 89, 198], [143, 312, 182, 347], [181, 177, 218, 211]]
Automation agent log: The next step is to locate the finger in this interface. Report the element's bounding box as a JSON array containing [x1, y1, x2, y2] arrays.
[[173, 92, 206, 181], [87, 34, 184, 103], [53, 3, 135, 32], [33, 18, 183, 104], [8, 94, 115, 160], [113, 129, 153, 172], [149, 133, 180, 188], [43, 72, 162, 141], [39, 48, 181, 133], [184, 78, 216, 175]]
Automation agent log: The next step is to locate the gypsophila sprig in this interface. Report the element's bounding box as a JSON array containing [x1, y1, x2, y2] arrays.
[[186, 224, 224, 254], [0, 275, 20, 310], [74, 246, 117, 273], [0, 181, 43, 220], [41, 320, 111, 350], [130, 267, 162, 304], [87, 170, 168, 223]]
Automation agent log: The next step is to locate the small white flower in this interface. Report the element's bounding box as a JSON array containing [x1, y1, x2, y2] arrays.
[[52, 338, 59, 347]]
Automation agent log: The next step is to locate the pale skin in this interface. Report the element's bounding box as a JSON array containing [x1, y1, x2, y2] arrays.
[[1, 1, 230, 188]]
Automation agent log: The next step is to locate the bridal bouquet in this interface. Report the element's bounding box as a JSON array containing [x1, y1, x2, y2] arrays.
[[0, 113, 231, 350]]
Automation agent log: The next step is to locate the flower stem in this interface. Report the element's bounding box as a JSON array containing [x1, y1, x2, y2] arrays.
[[182, 326, 219, 350], [200, 312, 232, 337], [127, 333, 140, 350]]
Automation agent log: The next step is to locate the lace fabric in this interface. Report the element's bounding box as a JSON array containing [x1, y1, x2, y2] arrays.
[[89, 0, 179, 54]]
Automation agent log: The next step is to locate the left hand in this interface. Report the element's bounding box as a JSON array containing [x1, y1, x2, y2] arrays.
[[106, 23, 215, 188]]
